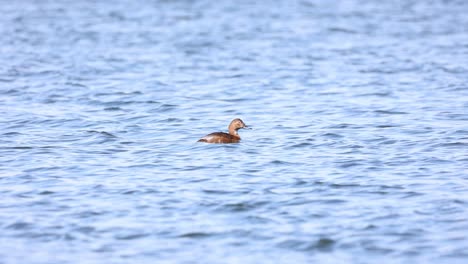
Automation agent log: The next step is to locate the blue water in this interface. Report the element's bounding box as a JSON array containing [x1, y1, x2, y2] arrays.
[[1, 0, 468, 263]]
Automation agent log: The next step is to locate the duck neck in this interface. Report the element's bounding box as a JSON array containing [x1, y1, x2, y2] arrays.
[[228, 127, 238, 136]]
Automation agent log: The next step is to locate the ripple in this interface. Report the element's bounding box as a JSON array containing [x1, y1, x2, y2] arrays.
[[218, 201, 268, 212], [356, 92, 393, 97], [5, 146, 34, 149], [374, 110, 409, 115], [1, 0, 468, 263], [86, 130, 117, 138], [277, 238, 336, 251], [115, 232, 150, 240], [288, 142, 313, 148], [6, 222, 32, 230], [178, 232, 213, 238]]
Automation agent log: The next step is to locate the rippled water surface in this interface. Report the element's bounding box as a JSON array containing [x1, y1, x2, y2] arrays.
[[1, 0, 468, 263]]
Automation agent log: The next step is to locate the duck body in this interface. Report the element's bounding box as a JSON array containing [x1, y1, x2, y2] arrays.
[[198, 118, 248, 144], [197, 132, 240, 143]]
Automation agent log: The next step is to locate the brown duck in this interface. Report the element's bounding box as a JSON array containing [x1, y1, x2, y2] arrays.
[[198, 118, 249, 143]]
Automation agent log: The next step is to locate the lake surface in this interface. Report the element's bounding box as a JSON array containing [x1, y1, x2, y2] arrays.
[[1, 0, 468, 263]]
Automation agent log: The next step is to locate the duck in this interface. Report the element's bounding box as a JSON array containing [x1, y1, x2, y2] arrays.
[[198, 118, 249, 143]]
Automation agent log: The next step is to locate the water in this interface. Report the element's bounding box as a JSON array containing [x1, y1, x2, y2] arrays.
[[1, 0, 468, 263]]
